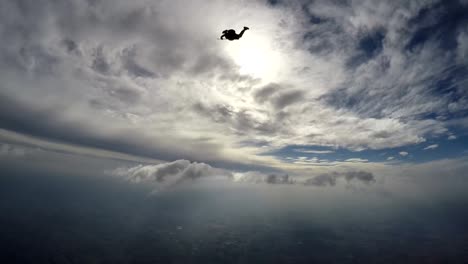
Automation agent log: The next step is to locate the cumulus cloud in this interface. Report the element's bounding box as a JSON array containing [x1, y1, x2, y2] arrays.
[[113, 160, 231, 187], [399, 152, 409, 157]]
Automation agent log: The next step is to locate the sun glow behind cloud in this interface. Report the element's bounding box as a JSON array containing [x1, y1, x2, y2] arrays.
[[225, 31, 282, 81]]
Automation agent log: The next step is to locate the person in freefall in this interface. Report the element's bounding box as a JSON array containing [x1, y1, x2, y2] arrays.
[[220, 26, 249, 40]]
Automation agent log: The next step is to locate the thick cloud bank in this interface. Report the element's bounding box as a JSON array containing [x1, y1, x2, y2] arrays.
[[114, 160, 376, 189]]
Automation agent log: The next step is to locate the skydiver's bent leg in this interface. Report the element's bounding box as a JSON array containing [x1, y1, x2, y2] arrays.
[[237, 27, 249, 38]]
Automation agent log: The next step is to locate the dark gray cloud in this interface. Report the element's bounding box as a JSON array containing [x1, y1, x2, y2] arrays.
[[343, 171, 375, 183], [121, 46, 157, 78], [253, 83, 304, 110], [232, 170, 375, 187], [92, 46, 111, 74], [304, 171, 376, 186], [265, 173, 293, 184], [193, 102, 279, 135], [192, 103, 234, 124], [254, 83, 282, 103], [109, 86, 142, 104], [304, 173, 337, 186], [273, 90, 305, 109]]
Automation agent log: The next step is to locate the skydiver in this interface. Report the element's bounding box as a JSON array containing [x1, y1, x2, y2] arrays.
[[220, 26, 249, 41]]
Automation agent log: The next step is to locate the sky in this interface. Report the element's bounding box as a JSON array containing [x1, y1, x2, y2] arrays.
[[1, 0, 468, 183], [1, 0, 468, 262]]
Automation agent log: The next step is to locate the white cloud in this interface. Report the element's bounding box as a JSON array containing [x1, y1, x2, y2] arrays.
[[387, 156, 395, 161], [287, 156, 339, 166], [113, 160, 232, 190], [399, 152, 409, 157], [424, 144, 439, 150], [448, 135, 457, 140], [345, 158, 369, 163]]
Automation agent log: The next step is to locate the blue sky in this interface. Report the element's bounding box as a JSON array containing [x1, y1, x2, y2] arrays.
[[265, 133, 468, 164]]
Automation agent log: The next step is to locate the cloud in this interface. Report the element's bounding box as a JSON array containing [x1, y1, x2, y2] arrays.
[[253, 83, 305, 110], [424, 144, 439, 150], [448, 135, 457, 140], [303, 173, 337, 187], [114, 160, 376, 190], [288, 156, 337, 166], [345, 158, 369, 163], [113, 160, 232, 189], [234, 170, 376, 187], [273, 90, 305, 110], [232, 171, 293, 185], [344, 171, 375, 183], [387, 156, 395, 161], [0, 94, 235, 167], [254, 83, 282, 103], [114, 161, 296, 188], [399, 152, 409, 157], [303, 171, 376, 187]]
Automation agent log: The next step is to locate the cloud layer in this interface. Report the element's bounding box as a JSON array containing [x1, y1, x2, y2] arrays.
[[113, 159, 376, 190], [1, 0, 467, 171]]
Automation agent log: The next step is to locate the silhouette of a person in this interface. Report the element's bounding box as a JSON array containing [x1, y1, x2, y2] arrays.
[[220, 26, 249, 41]]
